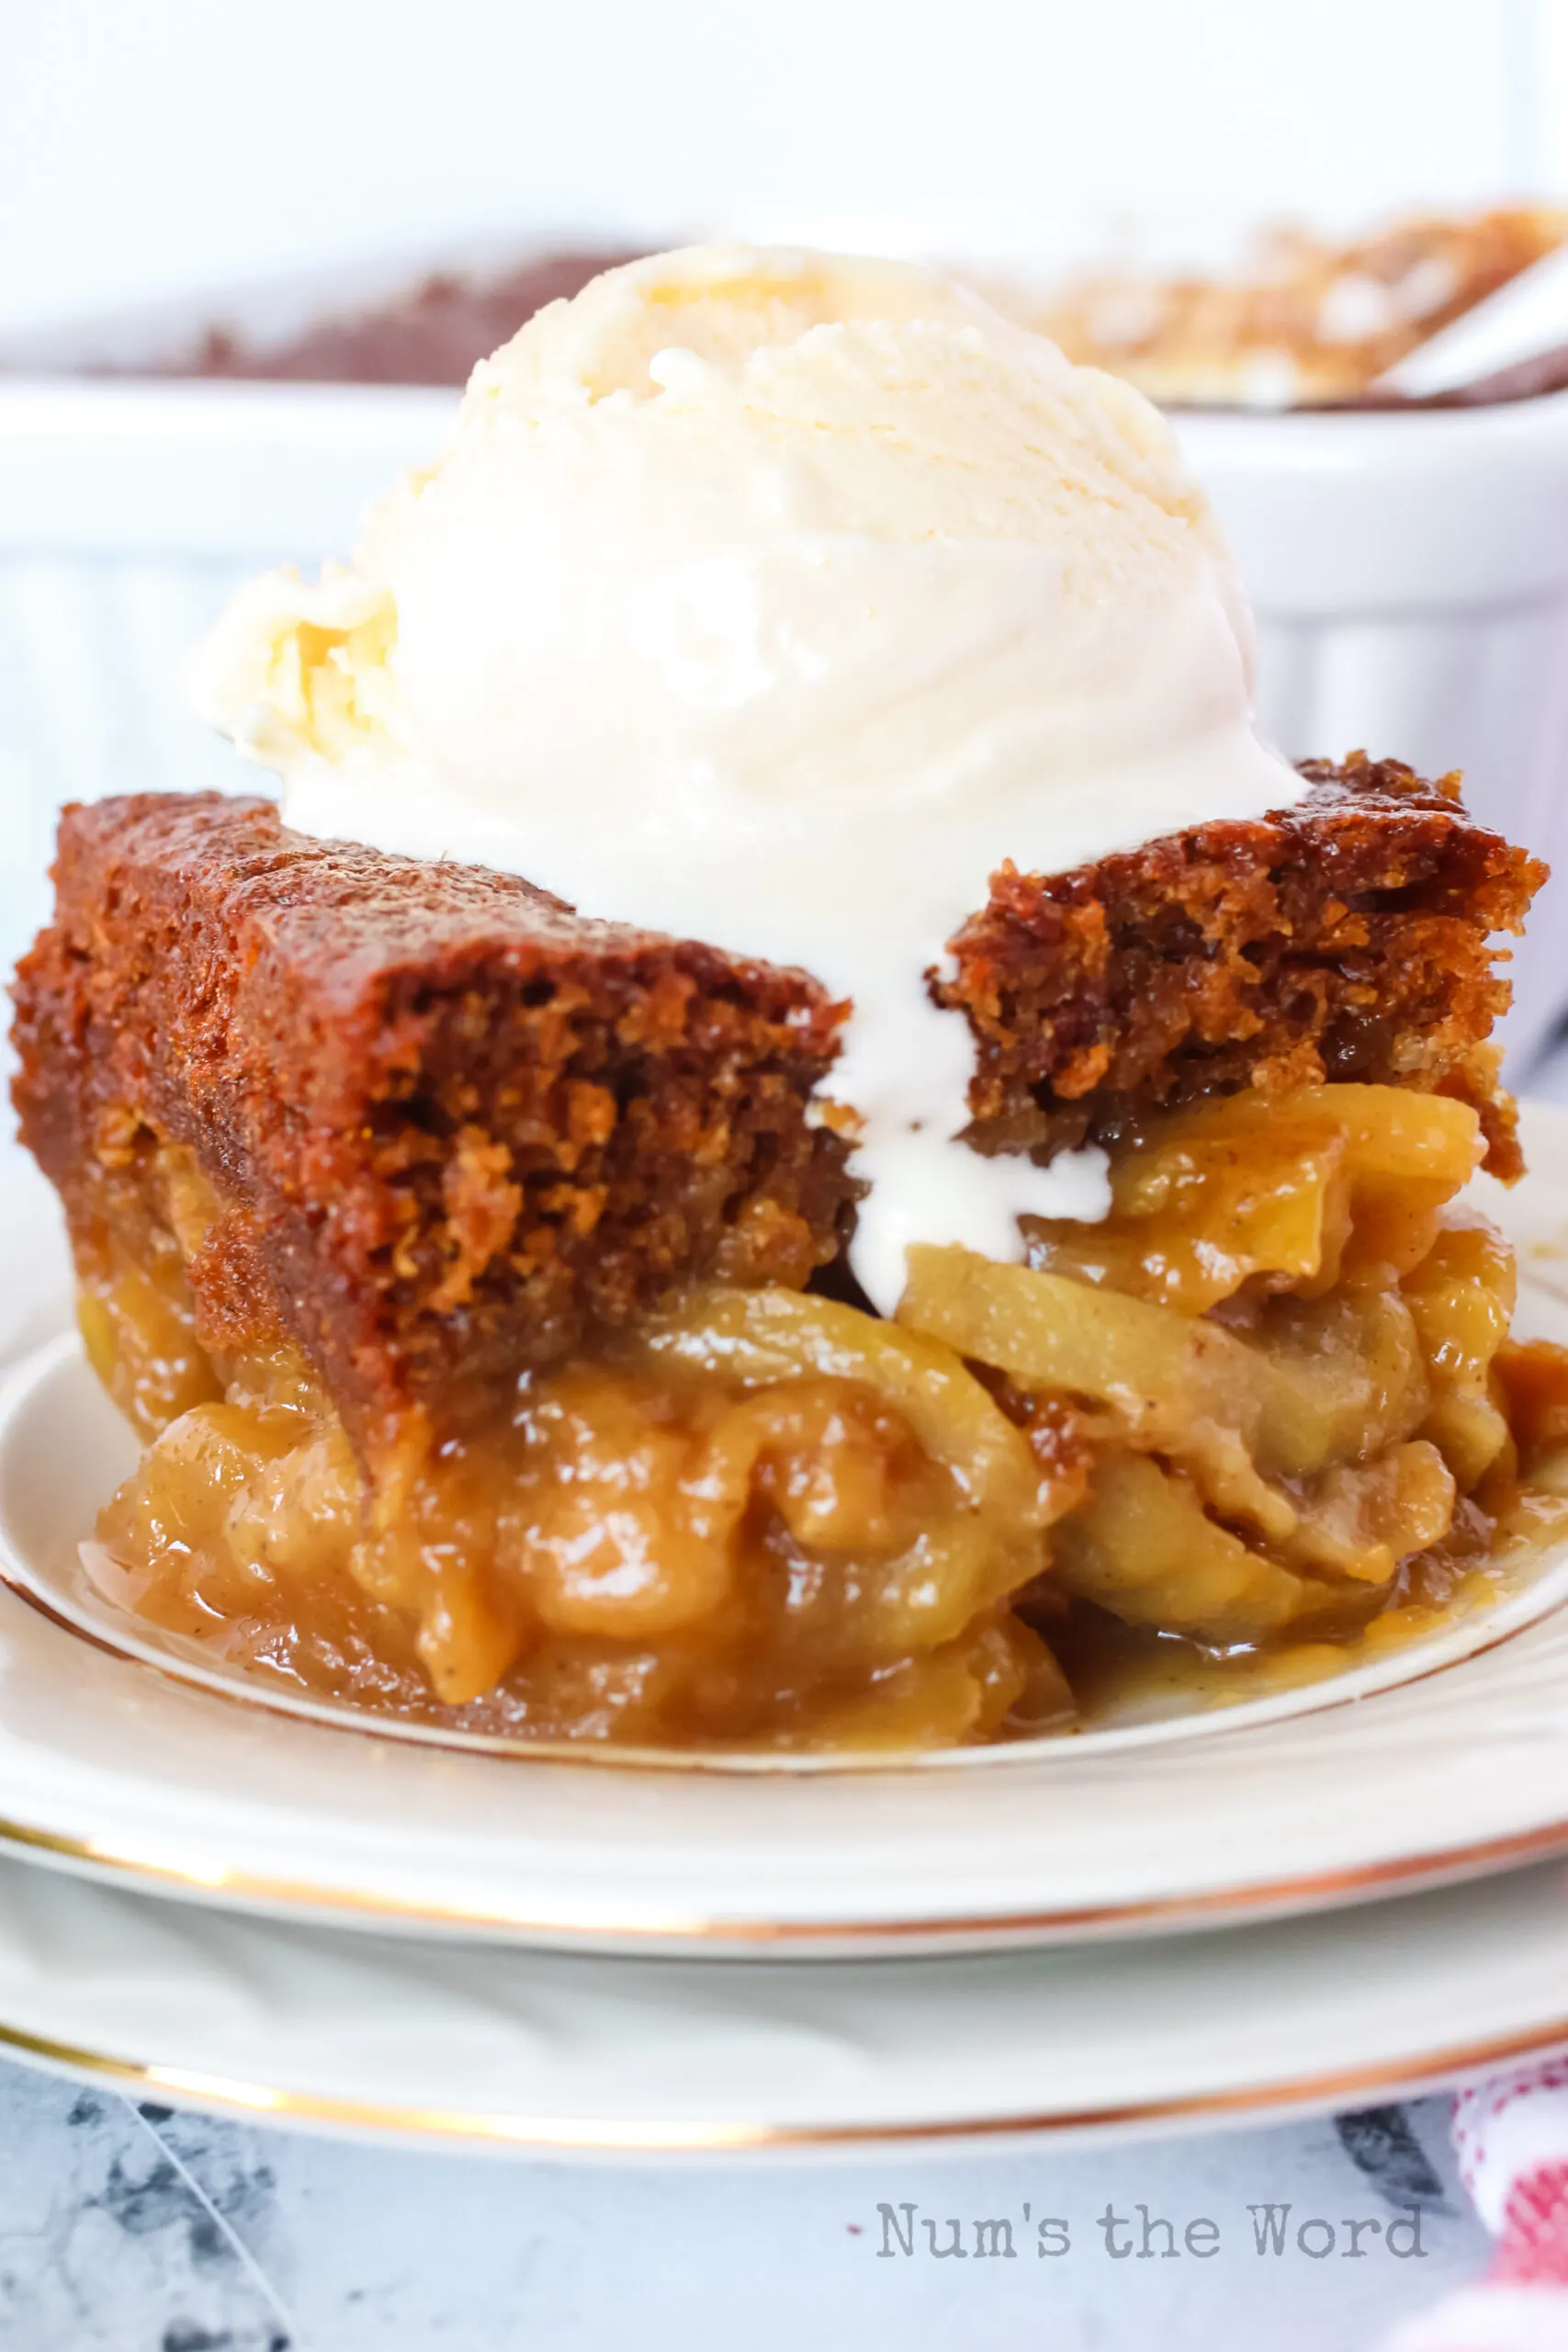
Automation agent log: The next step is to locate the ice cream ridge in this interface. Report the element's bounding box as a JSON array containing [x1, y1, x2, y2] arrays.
[[190, 243, 1305, 1312]]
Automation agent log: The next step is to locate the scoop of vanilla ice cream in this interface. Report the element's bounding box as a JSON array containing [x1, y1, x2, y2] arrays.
[[190, 243, 1301, 1312], [194, 245, 1255, 818]]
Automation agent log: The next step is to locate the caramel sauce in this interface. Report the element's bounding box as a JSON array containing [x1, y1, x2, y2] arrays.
[[1049, 1485, 1568, 1730], [71, 1085, 1568, 1750], [86, 1342, 1066, 1749]]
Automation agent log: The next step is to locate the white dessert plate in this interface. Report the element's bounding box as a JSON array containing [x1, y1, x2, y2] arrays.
[[4, 1845, 1568, 2155], [1, 1112, 1568, 1957]]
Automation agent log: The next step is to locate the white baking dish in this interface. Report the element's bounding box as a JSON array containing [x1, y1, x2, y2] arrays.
[[1178, 393, 1568, 1069], [4, 312, 1568, 1067]]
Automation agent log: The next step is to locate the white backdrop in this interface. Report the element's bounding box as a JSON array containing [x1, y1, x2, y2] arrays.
[[2, 0, 1565, 332]]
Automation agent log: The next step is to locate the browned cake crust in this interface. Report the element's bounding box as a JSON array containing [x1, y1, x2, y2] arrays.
[[939, 753, 1543, 1178], [11, 795, 854, 1456], [1032, 206, 1568, 406], [177, 252, 636, 387]]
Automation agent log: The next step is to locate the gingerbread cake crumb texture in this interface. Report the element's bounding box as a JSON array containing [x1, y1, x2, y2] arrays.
[[939, 754, 1541, 1178], [11, 795, 855, 1454]]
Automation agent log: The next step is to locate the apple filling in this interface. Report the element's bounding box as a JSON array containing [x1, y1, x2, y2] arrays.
[[73, 1083, 1568, 1749]]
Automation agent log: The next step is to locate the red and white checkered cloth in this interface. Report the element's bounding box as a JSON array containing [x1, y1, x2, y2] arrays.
[[1387, 2061, 1568, 2350]]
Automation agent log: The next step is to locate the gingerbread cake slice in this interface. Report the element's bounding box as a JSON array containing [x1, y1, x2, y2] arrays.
[[11, 791, 855, 1459], [940, 753, 1541, 1175]]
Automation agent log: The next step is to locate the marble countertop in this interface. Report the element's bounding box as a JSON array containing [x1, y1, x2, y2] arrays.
[[0, 2055, 1495, 2350]]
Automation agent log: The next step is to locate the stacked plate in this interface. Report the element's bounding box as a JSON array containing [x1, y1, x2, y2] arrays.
[[1, 1118, 1568, 2159]]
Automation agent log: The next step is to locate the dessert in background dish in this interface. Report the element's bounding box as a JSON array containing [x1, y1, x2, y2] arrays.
[[172, 250, 637, 387], [13, 247, 1568, 1754], [1028, 206, 1568, 407], [61, 207, 1568, 413]]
